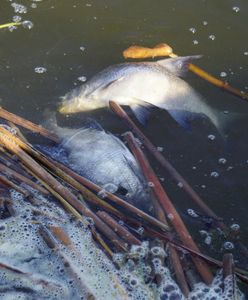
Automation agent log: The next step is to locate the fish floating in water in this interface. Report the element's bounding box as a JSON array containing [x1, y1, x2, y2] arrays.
[[46, 120, 153, 213], [59, 56, 224, 131]]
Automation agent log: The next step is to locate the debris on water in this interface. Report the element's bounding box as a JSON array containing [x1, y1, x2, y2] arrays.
[[207, 134, 216, 141], [223, 241, 234, 250], [202, 20, 208, 26], [218, 158, 227, 165], [193, 39, 199, 45], [220, 72, 227, 78], [78, 76, 87, 82], [232, 6, 240, 13], [208, 34, 216, 41], [22, 20, 34, 29], [11, 3, 28, 14], [34, 67, 47, 74], [210, 171, 220, 178]]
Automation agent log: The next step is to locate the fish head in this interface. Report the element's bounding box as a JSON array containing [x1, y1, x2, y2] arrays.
[[58, 92, 106, 115]]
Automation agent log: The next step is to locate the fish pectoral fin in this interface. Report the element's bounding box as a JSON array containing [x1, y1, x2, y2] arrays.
[[129, 99, 158, 125], [157, 55, 202, 77]]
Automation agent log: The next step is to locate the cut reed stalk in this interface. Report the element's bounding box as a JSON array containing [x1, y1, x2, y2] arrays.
[[0, 106, 59, 142], [0, 127, 170, 233], [145, 228, 248, 285], [124, 131, 213, 285], [0, 162, 49, 195], [0, 129, 127, 252], [109, 101, 222, 224], [222, 253, 236, 297], [109, 101, 248, 259], [0, 173, 29, 196]]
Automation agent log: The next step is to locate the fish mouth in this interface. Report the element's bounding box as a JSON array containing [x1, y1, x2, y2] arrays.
[[58, 99, 79, 114]]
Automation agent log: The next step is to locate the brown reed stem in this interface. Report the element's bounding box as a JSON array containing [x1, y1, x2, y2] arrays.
[[97, 211, 141, 246], [0, 129, 127, 252], [0, 127, 170, 233], [0, 162, 49, 195], [0, 106, 59, 142], [124, 131, 213, 285]]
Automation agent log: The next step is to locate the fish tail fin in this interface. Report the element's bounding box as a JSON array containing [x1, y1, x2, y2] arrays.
[[157, 55, 202, 77]]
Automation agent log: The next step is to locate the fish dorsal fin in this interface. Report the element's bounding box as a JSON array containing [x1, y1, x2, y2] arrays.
[[157, 55, 202, 77]]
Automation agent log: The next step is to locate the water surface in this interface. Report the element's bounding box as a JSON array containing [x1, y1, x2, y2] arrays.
[[1, 0, 248, 291]]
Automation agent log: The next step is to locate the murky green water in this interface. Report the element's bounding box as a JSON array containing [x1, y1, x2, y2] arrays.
[[1, 0, 248, 294]]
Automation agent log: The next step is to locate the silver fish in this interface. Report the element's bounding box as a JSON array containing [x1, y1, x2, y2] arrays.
[[51, 122, 153, 213], [59, 56, 221, 130]]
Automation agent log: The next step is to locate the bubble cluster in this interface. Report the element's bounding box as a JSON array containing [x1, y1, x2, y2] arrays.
[[11, 3, 27, 14]]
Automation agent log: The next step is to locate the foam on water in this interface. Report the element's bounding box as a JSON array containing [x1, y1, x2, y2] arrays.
[[0, 171, 245, 299]]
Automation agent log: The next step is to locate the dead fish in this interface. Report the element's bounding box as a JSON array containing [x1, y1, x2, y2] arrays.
[[48, 120, 153, 213], [59, 56, 224, 131]]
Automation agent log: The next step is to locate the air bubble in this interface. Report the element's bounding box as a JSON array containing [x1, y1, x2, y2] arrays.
[[78, 76, 87, 82], [210, 171, 219, 178], [187, 209, 198, 218], [232, 6, 240, 13], [189, 27, 196, 34], [208, 35, 216, 41], [11, 3, 27, 14], [177, 182, 183, 188], [208, 134, 216, 141], [220, 72, 227, 78], [22, 20, 34, 29], [34, 67, 47, 74], [230, 224, 240, 231], [13, 15, 22, 22], [218, 158, 227, 165], [193, 40, 199, 45], [223, 241, 234, 250]]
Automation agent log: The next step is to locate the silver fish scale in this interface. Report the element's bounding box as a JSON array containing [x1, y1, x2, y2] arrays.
[[62, 128, 147, 200]]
